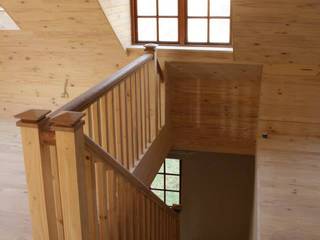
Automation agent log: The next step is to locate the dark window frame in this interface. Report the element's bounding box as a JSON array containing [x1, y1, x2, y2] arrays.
[[131, 0, 232, 46]]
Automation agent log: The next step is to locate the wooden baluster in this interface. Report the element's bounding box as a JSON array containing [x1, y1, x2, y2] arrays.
[[83, 109, 90, 136], [135, 69, 143, 158], [133, 189, 140, 240], [157, 62, 162, 132], [50, 111, 90, 240], [141, 194, 147, 240], [160, 76, 166, 128], [148, 60, 157, 142], [113, 86, 122, 162], [99, 96, 108, 150], [120, 81, 128, 168], [131, 73, 138, 166], [126, 183, 134, 240], [91, 101, 101, 145], [49, 145, 65, 239], [107, 90, 116, 157], [140, 66, 147, 151], [87, 106, 93, 138], [114, 173, 121, 240], [15, 109, 59, 240], [119, 176, 127, 239], [95, 161, 108, 239], [106, 168, 116, 240], [125, 77, 134, 170], [151, 201, 156, 240], [83, 150, 99, 240], [145, 63, 151, 144]]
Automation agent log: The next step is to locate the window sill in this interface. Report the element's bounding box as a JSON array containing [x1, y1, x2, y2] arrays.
[[127, 45, 233, 53]]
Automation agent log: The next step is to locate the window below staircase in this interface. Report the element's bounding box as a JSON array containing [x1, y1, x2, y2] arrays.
[[131, 0, 231, 46], [151, 158, 181, 206]]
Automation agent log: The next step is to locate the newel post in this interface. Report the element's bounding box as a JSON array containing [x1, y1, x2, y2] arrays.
[[50, 111, 89, 240], [15, 109, 59, 240]]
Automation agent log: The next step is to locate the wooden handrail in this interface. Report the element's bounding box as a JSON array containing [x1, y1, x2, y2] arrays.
[[85, 135, 177, 215], [48, 53, 153, 117]]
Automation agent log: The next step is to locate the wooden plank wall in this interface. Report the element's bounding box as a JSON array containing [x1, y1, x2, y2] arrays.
[[168, 61, 262, 155], [232, 0, 320, 238], [0, 0, 133, 118]]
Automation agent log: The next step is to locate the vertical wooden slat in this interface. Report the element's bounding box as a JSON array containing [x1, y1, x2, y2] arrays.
[[49, 145, 65, 240], [135, 69, 143, 158], [140, 66, 147, 152], [113, 86, 122, 162], [126, 183, 134, 240], [145, 63, 151, 144], [99, 96, 108, 150], [160, 75, 166, 128], [133, 189, 140, 240], [106, 168, 116, 240], [141, 194, 146, 240], [131, 73, 138, 165], [148, 61, 157, 141], [107, 91, 116, 157], [95, 161, 108, 239], [83, 109, 90, 136], [125, 77, 134, 170], [84, 152, 98, 240], [146, 198, 151, 240], [91, 101, 101, 145], [120, 81, 128, 168]]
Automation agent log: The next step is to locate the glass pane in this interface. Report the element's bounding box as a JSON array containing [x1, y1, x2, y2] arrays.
[[165, 158, 180, 174], [166, 192, 179, 206], [188, 0, 208, 16], [137, 0, 156, 16], [151, 174, 164, 189], [159, 18, 178, 42], [138, 18, 157, 41], [188, 19, 208, 43], [166, 175, 180, 191], [159, 0, 178, 16], [210, 0, 231, 17], [209, 19, 230, 43], [152, 190, 165, 202], [159, 163, 164, 173]]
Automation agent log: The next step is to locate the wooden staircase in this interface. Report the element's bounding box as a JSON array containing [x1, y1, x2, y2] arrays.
[[15, 44, 179, 240]]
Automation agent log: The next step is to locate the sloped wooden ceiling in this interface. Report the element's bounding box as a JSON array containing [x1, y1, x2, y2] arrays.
[[98, 0, 131, 49], [0, 0, 132, 118]]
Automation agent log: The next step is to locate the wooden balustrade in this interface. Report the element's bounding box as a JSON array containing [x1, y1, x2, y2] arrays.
[[16, 110, 178, 240], [15, 44, 178, 240], [45, 44, 165, 172]]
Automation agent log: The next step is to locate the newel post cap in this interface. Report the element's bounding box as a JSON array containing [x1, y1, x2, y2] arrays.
[[50, 111, 85, 130], [15, 109, 51, 127], [144, 43, 159, 54]]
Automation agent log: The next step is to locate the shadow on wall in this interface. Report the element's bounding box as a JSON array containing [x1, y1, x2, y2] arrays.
[[178, 151, 255, 240]]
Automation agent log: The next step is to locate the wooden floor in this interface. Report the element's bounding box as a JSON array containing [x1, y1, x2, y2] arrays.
[[0, 117, 31, 240]]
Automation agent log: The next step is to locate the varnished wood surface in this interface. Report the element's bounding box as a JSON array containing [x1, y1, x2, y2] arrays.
[[169, 61, 262, 155], [0, 0, 133, 119], [0, 118, 31, 239]]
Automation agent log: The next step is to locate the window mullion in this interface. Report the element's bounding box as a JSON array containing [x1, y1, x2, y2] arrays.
[[178, 0, 187, 44]]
